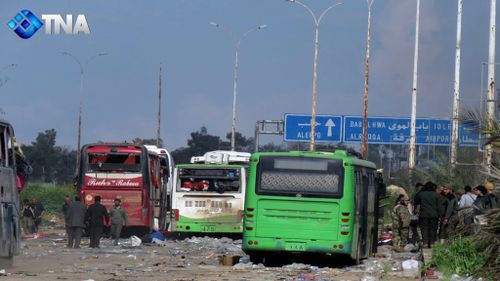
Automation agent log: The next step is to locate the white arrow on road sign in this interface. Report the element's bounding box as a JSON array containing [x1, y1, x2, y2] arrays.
[[325, 119, 335, 137]]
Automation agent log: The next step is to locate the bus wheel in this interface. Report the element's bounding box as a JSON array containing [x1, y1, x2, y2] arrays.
[[249, 253, 264, 264]]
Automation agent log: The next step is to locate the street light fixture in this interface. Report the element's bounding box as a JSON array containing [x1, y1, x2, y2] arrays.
[[61, 51, 108, 173], [210, 22, 267, 151], [287, 0, 342, 152]]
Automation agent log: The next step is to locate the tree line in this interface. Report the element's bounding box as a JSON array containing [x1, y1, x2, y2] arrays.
[[20, 126, 287, 184]]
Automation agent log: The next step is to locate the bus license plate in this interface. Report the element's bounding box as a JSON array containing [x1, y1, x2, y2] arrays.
[[285, 242, 306, 251], [201, 225, 216, 232]]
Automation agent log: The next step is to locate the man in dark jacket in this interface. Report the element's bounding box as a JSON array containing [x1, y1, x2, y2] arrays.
[[439, 187, 458, 241], [414, 181, 442, 248], [85, 196, 109, 248], [62, 196, 71, 238], [67, 196, 87, 248]]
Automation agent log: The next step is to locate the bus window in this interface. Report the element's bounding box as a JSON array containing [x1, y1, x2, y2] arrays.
[[256, 156, 343, 198], [177, 168, 241, 193], [87, 153, 141, 172]]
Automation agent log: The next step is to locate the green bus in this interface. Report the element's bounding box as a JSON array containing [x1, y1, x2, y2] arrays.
[[242, 150, 384, 264]]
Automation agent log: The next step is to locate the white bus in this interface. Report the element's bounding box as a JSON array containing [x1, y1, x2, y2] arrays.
[[170, 150, 250, 234]]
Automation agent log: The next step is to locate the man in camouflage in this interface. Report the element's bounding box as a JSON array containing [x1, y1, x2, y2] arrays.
[[392, 194, 411, 252]]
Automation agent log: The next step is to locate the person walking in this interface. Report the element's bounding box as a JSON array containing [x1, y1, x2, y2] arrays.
[[85, 196, 109, 248], [414, 181, 441, 248], [108, 198, 128, 246], [391, 194, 411, 252], [31, 197, 45, 233], [67, 196, 87, 248], [62, 196, 71, 238]]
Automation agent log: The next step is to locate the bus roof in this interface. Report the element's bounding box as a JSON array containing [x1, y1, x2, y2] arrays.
[[177, 163, 246, 169], [251, 150, 377, 169], [84, 143, 144, 154], [144, 145, 170, 156], [190, 150, 250, 164]]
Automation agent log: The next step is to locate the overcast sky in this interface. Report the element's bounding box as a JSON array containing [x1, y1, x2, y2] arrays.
[[1, 0, 498, 150]]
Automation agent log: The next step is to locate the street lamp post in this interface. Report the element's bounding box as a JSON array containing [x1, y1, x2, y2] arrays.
[[61, 52, 108, 173], [361, 0, 374, 160], [287, 0, 342, 152], [409, 0, 421, 170], [210, 22, 267, 151]]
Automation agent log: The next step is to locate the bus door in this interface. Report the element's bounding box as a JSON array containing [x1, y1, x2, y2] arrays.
[[355, 167, 369, 258]]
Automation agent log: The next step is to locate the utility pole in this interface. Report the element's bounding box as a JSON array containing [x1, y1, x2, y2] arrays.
[[361, 0, 374, 160], [486, 0, 496, 173], [450, 0, 463, 167], [157, 64, 162, 147], [409, 0, 421, 170]]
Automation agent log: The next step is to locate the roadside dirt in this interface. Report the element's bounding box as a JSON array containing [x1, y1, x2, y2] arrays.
[[0, 228, 422, 281]]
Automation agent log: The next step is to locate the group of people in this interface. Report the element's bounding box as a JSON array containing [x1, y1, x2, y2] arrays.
[[391, 181, 498, 251], [22, 198, 45, 234], [61, 196, 129, 248]]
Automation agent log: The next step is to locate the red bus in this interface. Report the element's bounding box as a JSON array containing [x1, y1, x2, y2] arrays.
[[76, 143, 163, 235]]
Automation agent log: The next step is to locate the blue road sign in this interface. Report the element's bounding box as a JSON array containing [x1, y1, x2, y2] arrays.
[[343, 116, 479, 146], [284, 114, 342, 142], [459, 124, 480, 147]]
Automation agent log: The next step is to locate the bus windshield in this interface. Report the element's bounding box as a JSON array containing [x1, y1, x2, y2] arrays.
[[87, 152, 142, 172], [256, 156, 343, 198], [177, 167, 241, 193]]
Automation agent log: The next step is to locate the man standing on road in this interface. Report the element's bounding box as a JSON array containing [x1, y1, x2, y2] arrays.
[[85, 196, 109, 248], [67, 196, 87, 248], [62, 196, 71, 238], [392, 194, 411, 252], [439, 187, 457, 242], [414, 181, 441, 248], [109, 198, 128, 246]]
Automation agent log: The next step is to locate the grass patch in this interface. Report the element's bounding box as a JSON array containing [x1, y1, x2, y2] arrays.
[[430, 236, 486, 278], [20, 183, 75, 218]]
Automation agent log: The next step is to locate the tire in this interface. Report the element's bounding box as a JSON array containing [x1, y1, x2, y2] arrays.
[[249, 253, 264, 264]]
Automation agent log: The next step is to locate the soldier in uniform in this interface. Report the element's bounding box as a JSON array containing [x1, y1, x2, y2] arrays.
[[392, 194, 411, 252], [439, 187, 458, 241]]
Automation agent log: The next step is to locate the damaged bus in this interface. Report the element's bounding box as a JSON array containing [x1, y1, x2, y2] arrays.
[[170, 151, 250, 235], [0, 118, 23, 264], [76, 143, 169, 235]]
